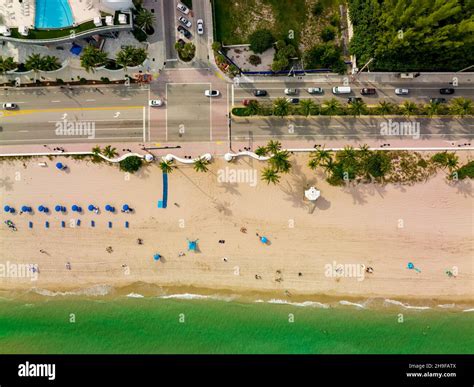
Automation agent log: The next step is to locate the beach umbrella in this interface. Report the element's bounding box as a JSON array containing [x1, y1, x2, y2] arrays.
[[61, 206, 66, 212], [3, 205, 10, 212], [122, 204, 130, 211], [88, 205, 96, 212], [21, 206, 29, 212], [72, 205, 79, 212], [304, 187, 321, 201], [105, 205, 112, 212], [38, 205, 45, 212], [43, 207, 49, 213], [27, 207, 33, 212], [9, 207, 15, 213], [56, 162, 64, 170], [407, 262, 414, 269], [55, 205, 62, 212], [153, 254, 161, 261], [260, 236, 268, 244], [187, 239, 198, 252]]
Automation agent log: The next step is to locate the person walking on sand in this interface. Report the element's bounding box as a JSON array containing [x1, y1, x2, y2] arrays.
[[40, 249, 46, 254]]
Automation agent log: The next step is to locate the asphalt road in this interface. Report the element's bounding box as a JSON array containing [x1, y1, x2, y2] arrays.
[[163, 0, 178, 61], [233, 82, 474, 105], [0, 86, 149, 144], [231, 116, 474, 143]]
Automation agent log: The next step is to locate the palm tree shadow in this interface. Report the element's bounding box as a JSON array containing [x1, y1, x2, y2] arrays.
[[213, 200, 233, 216], [447, 179, 473, 197], [218, 182, 241, 196], [279, 162, 318, 210]]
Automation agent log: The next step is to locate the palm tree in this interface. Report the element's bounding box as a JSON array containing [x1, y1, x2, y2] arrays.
[[159, 160, 175, 174], [322, 98, 342, 116], [102, 145, 118, 159], [321, 157, 336, 174], [261, 167, 280, 185], [92, 146, 102, 155], [255, 146, 268, 157], [116, 46, 147, 69], [449, 97, 473, 117], [357, 144, 371, 160], [194, 157, 210, 173], [80, 45, 108, 72], [400, 101, 418, 117], [308, 148, 332, 170], [266, 140, 282, 155], [377, 101, 394, 116], [425, 101, 441, 117], [348, 99, 368, 117], [135, 8, 156, 31], [446, 153, 459, 172], [269, 150, 291, 173], [0, 56, 17, 74], [299, 99, 315, 116], [25, 54, 43, 81], [273, 98, 290, 117], [40, 56, 61, 71], [246, 100, 261, 115]]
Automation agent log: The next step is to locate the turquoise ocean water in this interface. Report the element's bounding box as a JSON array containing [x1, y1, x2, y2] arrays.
[[0, 290, 472, 354]]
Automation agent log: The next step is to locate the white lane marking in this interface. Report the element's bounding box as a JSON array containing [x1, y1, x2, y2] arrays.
[[86, 99, 96, 102], [143, 106, 146, 143], [209, 82, 212, 141], [18, 130, 29, 132], [122, 98, 131, 101], [0, 136, 143, 143], [46, 118, 141, 123], [51, 100, 61, 103]]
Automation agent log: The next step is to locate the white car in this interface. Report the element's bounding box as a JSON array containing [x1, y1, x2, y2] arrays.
[[176, 2, 190, 15], [197, 19, 204, 35], [2, 102, 18, 110], [178, 16, 192, 28], [395, 88, 409, 95], [204, 90, 220, 97], [149, 99, 164, 107]]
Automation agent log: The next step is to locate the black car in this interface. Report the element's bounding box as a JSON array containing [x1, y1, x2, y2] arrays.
[[286, 98, 300, 104], [430, 97, 447, 104], [439, 88, 455, 95], [347, 97, 363, 104], [360, 88, 376, 95], [253, 89, 267, 97], [177, 25, 192, 39]]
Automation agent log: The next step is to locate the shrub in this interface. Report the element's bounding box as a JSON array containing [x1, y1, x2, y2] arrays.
[[100, 77, 111, 84], [455, 160, 474, 180], [248, 54, 261, 66], [312, 1, 324, 16], [249, 29, 274, 54], [119, 156, 143, 173], [79, 78, 87, 84], [132, 27, 148, 42], [56, 78, 65, 84], [321, 26, 336, 42]]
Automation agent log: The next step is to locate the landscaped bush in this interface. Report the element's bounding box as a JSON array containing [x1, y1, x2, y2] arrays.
[[248, 54, 261, 66], [80, 45, 108, 72], [116, 46, 147, 68], [321, 26, 336, 42], [119, 156, 143, 173], [0, 56, 17, 73], [132, 27, 148, 42], [56, 78, 65, 85], [312, 1, 324, 16], [248, 29, 274, 54], [455, 161, 474, 180], [303, 43, 346, 73], [100, 77, 111, 84]]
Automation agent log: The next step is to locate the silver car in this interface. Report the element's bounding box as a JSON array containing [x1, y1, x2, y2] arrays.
[[197, 19, 204, 35], [178, 16, 192, 28], [395, 88, 409, 95]]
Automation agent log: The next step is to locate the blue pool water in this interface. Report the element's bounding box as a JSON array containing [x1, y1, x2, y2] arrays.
[[35, 0, 74, 29]]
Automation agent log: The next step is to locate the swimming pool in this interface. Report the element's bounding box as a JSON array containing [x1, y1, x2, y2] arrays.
[[35, 0, 74, 29]]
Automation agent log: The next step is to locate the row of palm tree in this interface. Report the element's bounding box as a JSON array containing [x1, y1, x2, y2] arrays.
[[0, 56, 17, 74], [24, 54, 61, 72], [116, 46, 148, 69], [242, 97, 474, 118], [256, 140, 293, 185]]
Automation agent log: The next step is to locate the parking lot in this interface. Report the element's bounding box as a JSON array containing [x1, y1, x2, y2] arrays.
[[165, 83, 212, 141]]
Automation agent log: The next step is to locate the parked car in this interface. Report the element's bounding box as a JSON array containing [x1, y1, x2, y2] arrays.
[[284, 88, 298, 95], [439, 88, 455, 95], [178, 16, 192, 28], [395, 88, 409, 95], [2, 102, 18, 110], [243, 99, 256, 106], [149, 99, 164, 107], [430, 97, 447, 104], [197, 19, 204, 35], [360, 88, 376, 95], [205, 90, 220, 97], [177, 2, 190, 14], [332, 86, 351, 94], [253, 89, 267, 97], [347, 97, 363, 104], [177, 25, 191, 39], [286, 98, 300, 104], [307, 87, 323, 94]]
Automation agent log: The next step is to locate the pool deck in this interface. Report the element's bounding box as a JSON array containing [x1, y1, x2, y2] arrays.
[[0, 0, 101, 29]]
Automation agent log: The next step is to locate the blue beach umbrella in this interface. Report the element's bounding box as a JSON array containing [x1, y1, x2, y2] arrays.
[[43, 207, 49, 213], [105, 205, 111, 211], [187, 239, 198, 252], [61, 206, 66, 212], [56, 162, 64, 170], [55, 205, 62, 212], [72, 205, 79, 212], [260, 236, 268, 244], [88, 205, 95, 212], [4, 205, 10, 212], [153, 254, 161, 261], [122, 204, 130, 211], [21, 206, 29, 212], [9, 207, 15, 213], [38, 205, 45, 212]]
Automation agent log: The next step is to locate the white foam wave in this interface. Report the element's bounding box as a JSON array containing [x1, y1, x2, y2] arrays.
[[339, 300, 365, 308], [462, 308, 474, 312], [158, 293, 235, 302], [437, 304, 455, 309], [384, 299, 431, 310], [126, 293, 144, 298], [31, 285, 112, 297], [264, 299, 329, 308]]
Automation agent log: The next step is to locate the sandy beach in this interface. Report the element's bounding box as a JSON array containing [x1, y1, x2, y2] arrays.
[[0, 153, 472, 304]]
